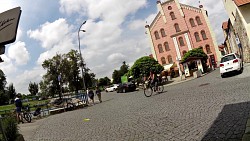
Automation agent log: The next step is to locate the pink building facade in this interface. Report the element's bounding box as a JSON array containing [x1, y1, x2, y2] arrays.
[[145, 0, 220, 74]]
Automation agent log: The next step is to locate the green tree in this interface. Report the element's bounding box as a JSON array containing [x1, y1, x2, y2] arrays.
[[28, 82, 39, 96], [0, 69, 8, 105], [129, 56, 164, 79], [7, 83, 16, 101], [182, 48, 208, 62], [182, 48, 208, 72], [41, 50, 96, 98], [98, 77, 111, 87], [0, 69, 6, 91], [112, 61, 129, 84]]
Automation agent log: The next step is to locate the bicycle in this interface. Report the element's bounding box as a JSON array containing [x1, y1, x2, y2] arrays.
[[21, 105, 32, 123], [143, 80, 164, 97]]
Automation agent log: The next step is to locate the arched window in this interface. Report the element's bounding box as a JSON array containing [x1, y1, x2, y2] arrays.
[[158, 44, 164, 53], [174, 23, 181, 32], [194, 32, 201, 42], [170, 12, 176, 20], [189, 18, 195, 27], [168, 55, 173, 64], [161, 57, 166, 65], [205, 44, 212, 54], [183, 50, 187, 56], [178, 37, 185, 46], [201, 30, 207, 40], [164, 42, 170, 51], [160, 28, 166, 37], [154, 31, 160, 40], [196, 16, 202, 25]]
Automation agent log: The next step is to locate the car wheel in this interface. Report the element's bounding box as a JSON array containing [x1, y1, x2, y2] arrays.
[[221, 74, 225, 78], [239, 67, 243, 74], [123, 88, 126, 93]]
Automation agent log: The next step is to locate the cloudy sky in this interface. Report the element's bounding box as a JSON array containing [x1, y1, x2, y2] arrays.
[[0, 0, 228, 94]]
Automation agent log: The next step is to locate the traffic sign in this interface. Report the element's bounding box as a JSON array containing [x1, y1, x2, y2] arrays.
[[0, 7, 22, 45]]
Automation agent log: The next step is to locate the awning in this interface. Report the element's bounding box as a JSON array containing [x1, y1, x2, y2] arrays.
[[163, 63, 174, 71]]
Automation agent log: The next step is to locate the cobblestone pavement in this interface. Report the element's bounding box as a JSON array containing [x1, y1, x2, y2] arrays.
[[20, 64, 250, 141]]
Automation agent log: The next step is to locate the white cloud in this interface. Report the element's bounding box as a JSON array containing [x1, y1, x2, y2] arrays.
[[128, 20, 145, 30], [28, 18, 76, 65], [11, 67, 45, 94], [7, 41, 30, 65]]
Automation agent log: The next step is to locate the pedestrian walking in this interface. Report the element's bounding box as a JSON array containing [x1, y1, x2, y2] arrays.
[[88, 89, 95, 105], [95, 87, 102, 103], [82, 89, 89, 105]]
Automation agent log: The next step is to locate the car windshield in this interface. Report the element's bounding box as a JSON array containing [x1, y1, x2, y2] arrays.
[[221, 54, 236, 63]]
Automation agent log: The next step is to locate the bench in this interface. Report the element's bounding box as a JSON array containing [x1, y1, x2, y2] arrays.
[[49, 107, 65, 115]]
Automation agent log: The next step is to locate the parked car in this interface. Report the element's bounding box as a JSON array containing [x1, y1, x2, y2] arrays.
[[105, 84, 119, 92], [220, 53, 243, 78], [116, 82, 136, 93]]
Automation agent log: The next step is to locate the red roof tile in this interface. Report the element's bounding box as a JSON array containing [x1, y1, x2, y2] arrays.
[[222, 21, 228, 30], [234, 0, 250, 6]]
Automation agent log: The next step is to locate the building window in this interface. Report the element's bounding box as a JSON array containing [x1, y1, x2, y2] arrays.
[[201, 30, 207, 40], [189, 18, 196, 27], [170, 12, 176, 20], [174, 23, 181, 32], [158, 44, 164, 53], [205, 44, 212, 54], [160, 28, 166, 37], [168, 6, 172, 10], [168, 55, 173, 64], [194, 32, 201, 42], [164, 42, 170, 51], [178, 37, 185, 46], [161, 57, 166, 65], [154, 31, 160, 40], [183, 50, 187, 56], [196, 16, 202, 25]]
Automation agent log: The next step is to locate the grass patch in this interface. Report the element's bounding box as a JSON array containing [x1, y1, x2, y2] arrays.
[[0, 100, 50, 115]]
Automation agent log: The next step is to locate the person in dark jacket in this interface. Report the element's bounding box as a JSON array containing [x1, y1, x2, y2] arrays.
[[14, 94, 23, 123], [88, 89, 95, 105], [95, 87, 102, 103]]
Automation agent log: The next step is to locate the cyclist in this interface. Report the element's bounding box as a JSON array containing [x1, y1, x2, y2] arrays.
[[147, 70, 158, 91]]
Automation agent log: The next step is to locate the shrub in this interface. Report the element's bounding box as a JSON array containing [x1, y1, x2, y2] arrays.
[[2, 117, 19, 141]]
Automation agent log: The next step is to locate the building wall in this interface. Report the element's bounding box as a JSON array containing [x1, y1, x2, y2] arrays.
[[223, 0, 237, 25], [147, 0, 218, 68], [223, 1, 250, 62]]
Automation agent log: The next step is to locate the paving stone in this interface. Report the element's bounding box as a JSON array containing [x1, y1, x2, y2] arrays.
[[19, 68, 250, 141]]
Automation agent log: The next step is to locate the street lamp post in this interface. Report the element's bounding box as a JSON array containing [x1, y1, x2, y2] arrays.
[[78, 21, 87, 92]]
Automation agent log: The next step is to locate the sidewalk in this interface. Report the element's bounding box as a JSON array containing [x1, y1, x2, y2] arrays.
[[163, 74, 197, 87]]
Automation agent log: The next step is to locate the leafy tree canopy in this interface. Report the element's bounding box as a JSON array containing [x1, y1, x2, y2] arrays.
[[129, 56, 164, 79], [112, 61, 129, 84], [182, 48, 208, 62], [28, 82, 39, 96]]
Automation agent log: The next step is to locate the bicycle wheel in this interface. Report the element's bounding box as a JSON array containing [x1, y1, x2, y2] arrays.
[[157, 85, 164, 93], [23, 113, 32, 123], [144, 84, 153, 97]]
